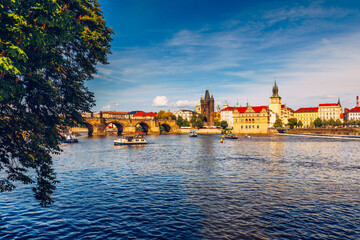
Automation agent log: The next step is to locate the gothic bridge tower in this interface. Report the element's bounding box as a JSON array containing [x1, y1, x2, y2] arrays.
[[201, 90, 215, 126]]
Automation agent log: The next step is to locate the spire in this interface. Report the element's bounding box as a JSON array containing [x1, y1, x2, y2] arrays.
[[224, 100, 228, 108], [236, 99, 240, 107], [205, 90, 210, 100], [271, 78, 280, 98], [337, 97, 341, 106], [211, 94, 214, 100]]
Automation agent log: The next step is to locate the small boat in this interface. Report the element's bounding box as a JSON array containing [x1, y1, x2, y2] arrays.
[[225, 134, 238, 139], [245, 135, 251, 139], [189, 129, 197, 137], [61, 132, 79, 143], [114, 132, 147, 145]]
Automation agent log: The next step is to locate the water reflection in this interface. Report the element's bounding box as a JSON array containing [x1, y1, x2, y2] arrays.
[[1, 135, 360, 239]]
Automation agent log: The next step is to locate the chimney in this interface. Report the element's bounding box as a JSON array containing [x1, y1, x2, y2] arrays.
[[357, 96, 359, 107]]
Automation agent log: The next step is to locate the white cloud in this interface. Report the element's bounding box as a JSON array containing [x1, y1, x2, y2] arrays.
[[152, 96, 198, 108], [173, 100, 197, 108], [100, 105, 111, 111], [152, 96, 169, 106]]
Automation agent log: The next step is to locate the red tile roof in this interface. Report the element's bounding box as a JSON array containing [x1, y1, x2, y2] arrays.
[[295, 107, 318, 113], [221, 107, 235, 112], [233, 106, 268, 113], [147, 112, 157, 117], [340, 113, 344, 118], [319, 103, 338, 107], [348, 107, 360, 113], [133, 111, 146, 117], [251, 106, 268, 113]]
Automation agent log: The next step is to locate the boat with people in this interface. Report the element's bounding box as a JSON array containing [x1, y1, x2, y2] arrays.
[[61, 132, 79, 143], [225, 133, 238, 139], [114, 132, 147, 145], [189, 129, 197, 137]]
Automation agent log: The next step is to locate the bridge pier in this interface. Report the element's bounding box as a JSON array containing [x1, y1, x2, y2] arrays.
[[92, 124, 107, 136]]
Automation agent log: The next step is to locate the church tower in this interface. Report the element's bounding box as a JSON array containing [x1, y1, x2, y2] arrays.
[[269, 80, 282, 118], [201, 90, 215, 126]]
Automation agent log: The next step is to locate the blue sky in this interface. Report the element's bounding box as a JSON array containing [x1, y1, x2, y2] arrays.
[[89, 0, 360, 112]]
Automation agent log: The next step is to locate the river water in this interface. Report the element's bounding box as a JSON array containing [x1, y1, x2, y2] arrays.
[[1, 134, 360, 239]]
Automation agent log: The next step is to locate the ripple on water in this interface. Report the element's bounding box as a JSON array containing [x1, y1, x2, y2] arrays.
[[1, 135, 360, 239]]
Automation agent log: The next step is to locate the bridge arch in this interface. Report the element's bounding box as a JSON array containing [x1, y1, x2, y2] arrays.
[[106, 121, 124, 135], [85, 123, 94, 136], [136, 122, 149, 133], [160, 123, 171, 134]]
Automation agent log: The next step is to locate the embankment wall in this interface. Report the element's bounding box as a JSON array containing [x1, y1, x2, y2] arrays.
[[288, 128, 360, 135]]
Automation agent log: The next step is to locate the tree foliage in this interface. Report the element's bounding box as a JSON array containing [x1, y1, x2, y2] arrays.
[[0, 0, 113, 206], [273, 118, 283, 128], [287, 118, 298, 129], [156, 110, 175, 120], [176, 116, 189, 127], [297, 120, 303, 128], [313, 118, 322, 128], [220, 120, 228, 129]]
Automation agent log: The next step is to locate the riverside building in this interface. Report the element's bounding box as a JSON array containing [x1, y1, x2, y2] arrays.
[[174, 109, 195, 121], [347, 96, 360, 121], [232, 106, 270, 134], [294, 107, 318, 127], [318, 99, 342, 121]]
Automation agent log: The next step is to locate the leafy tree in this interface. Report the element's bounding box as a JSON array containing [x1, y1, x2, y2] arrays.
[[194, 119, 204, 129], [156, 110, 174, 120], [348, 119, 356, 126], [273, 119, 283, 128], [335, 119, 342, 127], [220, 120, 228, 129], [0, 0, 113, 206], [215, 119, 220, 127], [313, 118, 322, 128], [287, 118, 298, 129], [328, 118, 336, 126], [159, 125, 164, 133], [176, 116, 184, 127], [182, 119, 190, 127], [297, 120, 303, 128]]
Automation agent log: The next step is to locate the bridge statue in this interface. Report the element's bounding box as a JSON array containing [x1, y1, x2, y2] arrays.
[[82, 112, 179, 136]]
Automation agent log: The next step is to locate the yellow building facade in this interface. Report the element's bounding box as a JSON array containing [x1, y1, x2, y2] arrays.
[[294, 107, 318, 128], [233, 106, 269, 134]]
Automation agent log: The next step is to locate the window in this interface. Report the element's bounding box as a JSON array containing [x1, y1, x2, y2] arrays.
[[241, 126, 243, 129], [257, 125, 259, 129], [245, 125, 248, 129]]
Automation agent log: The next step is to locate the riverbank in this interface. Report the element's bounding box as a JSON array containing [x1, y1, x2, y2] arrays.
[[288, 128, 360, 136]]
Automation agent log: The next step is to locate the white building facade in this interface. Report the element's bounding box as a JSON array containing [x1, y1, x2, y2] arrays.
[[174, 109, 195, 121], [220, 107, 234, 127]]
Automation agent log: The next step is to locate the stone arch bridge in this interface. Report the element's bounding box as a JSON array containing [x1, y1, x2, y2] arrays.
[[83, 116, 179, 136]]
